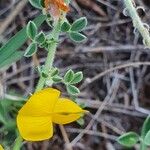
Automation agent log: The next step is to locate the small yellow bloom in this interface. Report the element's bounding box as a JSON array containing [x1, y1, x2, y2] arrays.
[[0, 145, 4, 150], [17, 88, 86, 141]]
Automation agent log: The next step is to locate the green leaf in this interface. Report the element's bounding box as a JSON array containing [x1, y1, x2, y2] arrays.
[[71, 71, 83, 84], [35, 32, 45, 44], [51, 68, 59, 77], [40, 0, 45, 7], [64, 69, 74, 83], [67, 85, 80, 95], [61, 22, 71, 32], [69, 32, 87, 42], [117, 132, 139, 147], [27, 21, 37, 40], [79, 102, 86, 109], [29, 0, 42, 9], [24, 43, 37, 57], [144, 130, 150, 146], [52, 76, 62, 83], [0, 15, 46, 69], [0, 101, 6, 124], [77, 118, 85, 126], [0, 51, 24, 69], [40, 41, 49, 49], [71, 17, 87, 32], [41, 72, 49, 78], [141, 116, 150, 138]]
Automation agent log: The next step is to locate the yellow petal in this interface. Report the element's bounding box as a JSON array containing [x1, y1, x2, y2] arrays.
[[17, 88, 60, 141], [17, 115, 53, 141], [52, 98, 85, 124], [0, 145, 4, 150], [18, 88, 60, 116]]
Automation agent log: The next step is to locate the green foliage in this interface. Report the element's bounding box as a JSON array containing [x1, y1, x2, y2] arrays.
[[67, 84, 80, 95], [117, 116, 150, 149], [35, 32, 46, 44], [50, 68, 59, 77], [0, 14, 46, 69], [71, 17, 87, 32], [41, 71, 49, 78], [70, 71, 83, 84], [0, 98, 24, 147], [40, 0, 45, 8], [24, 43, 37, 57], [61, 22, 71, 32], [117, 132, 139, 147], [141, 116, 150, 138], [144, 130, 150, 146], [64, 69, 74, 83], [77, 118, 85, 126], [0, 51, 24, 69], [63, 70, 83, 95], [40, 41, 49, 49], [27, 21, 38, 40], [0, 102, 6, 124], [141, 116, 150, 147], [60, 17, 88, 43], [69, 32, 87, 42], [29, 0, 42, 9], [52, 76, 63, 83]]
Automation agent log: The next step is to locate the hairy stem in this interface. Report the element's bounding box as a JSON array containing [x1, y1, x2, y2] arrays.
[[35, 20, 61, 91], [124, 0, 150, 48]]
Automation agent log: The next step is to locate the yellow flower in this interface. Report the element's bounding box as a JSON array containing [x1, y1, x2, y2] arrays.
[[0, 145, 4, 150], [17, 88, 86, 141]]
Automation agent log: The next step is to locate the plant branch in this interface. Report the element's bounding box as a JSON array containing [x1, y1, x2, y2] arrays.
[[124, 0, 150, 48], [35, 21, 61, 92], [13, 131, 23, 150]]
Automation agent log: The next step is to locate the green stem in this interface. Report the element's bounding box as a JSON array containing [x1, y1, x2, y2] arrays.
[[140, 139, 147, 150], [13, 133, 23, 150], [35, 20, 61, 92], [140, 136, 147, 150], [35, 43, 57, 91], [140, 144, 147, 150], [124, 0, 150, 48]]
